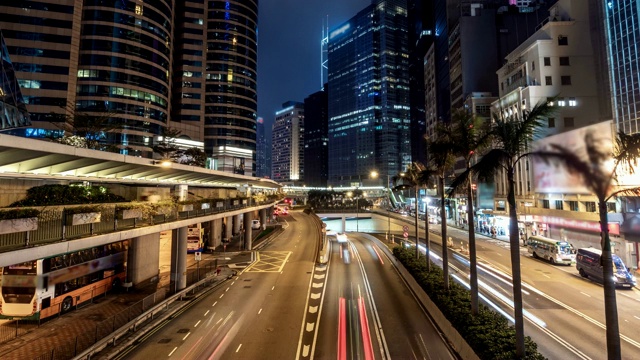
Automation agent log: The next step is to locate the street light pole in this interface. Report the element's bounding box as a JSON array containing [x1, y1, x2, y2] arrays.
[[387, 174, 391, 238], [356, 196, 359, 232]]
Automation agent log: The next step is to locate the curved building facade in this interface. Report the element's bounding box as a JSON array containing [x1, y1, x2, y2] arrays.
[[205, 0, 258, 175], [76, 0, 173, 156]]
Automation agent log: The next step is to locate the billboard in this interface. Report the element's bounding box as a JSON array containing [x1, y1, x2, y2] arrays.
[[532, 121, 614, 194]]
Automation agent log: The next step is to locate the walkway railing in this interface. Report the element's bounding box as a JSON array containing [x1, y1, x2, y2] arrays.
[[0, 197, 281, 253]]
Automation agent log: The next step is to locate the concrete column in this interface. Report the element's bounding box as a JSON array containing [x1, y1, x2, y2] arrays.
[[244, 213, 252, 250], [127, 233, 160, 287], [341, 215, 346, 233], [170, 226, 188, 292], [233, 214, 242, 235], [224, 216, 233, 241], [210, 218, 222, 248], [260, 209, 267, 230]]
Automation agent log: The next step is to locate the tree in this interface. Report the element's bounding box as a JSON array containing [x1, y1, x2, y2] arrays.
[[173, 147, 207, 167], [455, 99, 556, 358], [445, 109, 492, 315], [153, 127, 181, 160], [49, 102, 121, 150], [428, 126, 456, 290], [532, 130, 640, 360], [396, 162, 428, 259]]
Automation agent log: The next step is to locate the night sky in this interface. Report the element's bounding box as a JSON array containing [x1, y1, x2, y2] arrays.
[[257, 0, 371, 131]]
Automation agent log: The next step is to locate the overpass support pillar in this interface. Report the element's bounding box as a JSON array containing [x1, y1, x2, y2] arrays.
[[259, 209, 267, 230], [127, 233, 160, 287], [341, 215, 346, 233], [170, 226, 188, 292], [233, 214, 242, 235], [208, 218, 223, 249], [224, 216, 233, 241], [244, 213, 253, 250]]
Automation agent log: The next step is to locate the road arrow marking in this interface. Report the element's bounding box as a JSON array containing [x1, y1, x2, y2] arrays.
[[310, 293, 320, 299], [306, 322, 315, 332], [309, 306, 318, 314], [314, 274, 325, 279], [312, 283, 323, 288], [302, 345, 310, 357]]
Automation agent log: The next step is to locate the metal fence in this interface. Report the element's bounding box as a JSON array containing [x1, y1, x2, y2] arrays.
[[0, 197, 281, 253], [30, 289, 167, 360]]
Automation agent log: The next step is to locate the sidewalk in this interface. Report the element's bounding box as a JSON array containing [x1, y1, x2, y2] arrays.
[[0, 229, 272, 360]]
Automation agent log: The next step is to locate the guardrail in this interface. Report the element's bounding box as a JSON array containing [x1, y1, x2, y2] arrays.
[[71, 270, 233, 360]]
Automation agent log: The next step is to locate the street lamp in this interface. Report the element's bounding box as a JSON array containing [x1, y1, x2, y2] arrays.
[[370, 171, 392, 240]]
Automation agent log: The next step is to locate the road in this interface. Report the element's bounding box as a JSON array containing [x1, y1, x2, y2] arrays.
[[117, 212, 456, 360], [406, 223, 640, 359], [313, 232, 455, 359]]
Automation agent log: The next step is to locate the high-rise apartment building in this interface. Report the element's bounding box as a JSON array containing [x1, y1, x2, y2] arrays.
[[271, 101, 304, 184], [0, 0, 258, 174], [304, 87, 328, 187], [327, 0, 411, 187]]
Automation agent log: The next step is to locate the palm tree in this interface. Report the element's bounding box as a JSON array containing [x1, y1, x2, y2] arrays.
[[455, 99, 555, 358], [445, 109, 492, 315], [394, 165, 421, 259], [428, 128, 456, 290], [532, 130, 640, 360], [397, 162, 437, 262]]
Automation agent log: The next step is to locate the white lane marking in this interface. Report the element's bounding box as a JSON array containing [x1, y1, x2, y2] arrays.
[[309, 306, 318, 314], [306, 322, 314, 332], [236, 344, 243, 353], [168, 347, 178, 356], [258, 308, 262, 314], [580, 292, 592, 298], [312, 283, 322, 288], [310, 293, 320, 299], [314, 274, 325, 279], [220, 294, 224, 299], [634, 316, 640, 321], [302, 344, 310, 357], [204, 310, 209, 316], [212, 301, 217, 307], [194, 320, 201, 327], [183, 332, 190, 340], [231, 281, 235, 285], [272, 286, 275, 290], [226, 287, 230, 292]]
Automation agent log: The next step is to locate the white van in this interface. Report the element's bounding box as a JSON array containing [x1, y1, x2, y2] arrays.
[[576, 247, 636, 288], [251, 219, 261, 230]]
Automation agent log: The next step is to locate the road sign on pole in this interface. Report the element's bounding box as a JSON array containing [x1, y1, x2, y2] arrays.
[[403, 231, 409, 238], [195, 252, 202, 261], [402, 225, 409, 232]]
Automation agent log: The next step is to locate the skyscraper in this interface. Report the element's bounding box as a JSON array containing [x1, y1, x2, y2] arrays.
[[604, 0, 640, 133], [0, 29, 30, 130], [304, 86, 328, 187], [255, 117, 270, 178], [271, 101, 304, 184], [0, 1, 259, 174], [204, 1, 259, 175], [327, 0, 411, 187]]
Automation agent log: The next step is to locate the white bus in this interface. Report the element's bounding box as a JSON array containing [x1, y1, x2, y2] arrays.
[[527, 235, 576, 266], [187, 223, 203, 253]]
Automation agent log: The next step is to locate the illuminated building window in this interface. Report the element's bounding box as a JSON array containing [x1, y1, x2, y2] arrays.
[[135, 5, 143, 15]]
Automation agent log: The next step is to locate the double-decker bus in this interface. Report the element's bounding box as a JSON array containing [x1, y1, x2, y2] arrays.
[[187, 223, 203, 253], [0, 240, 127, 320]]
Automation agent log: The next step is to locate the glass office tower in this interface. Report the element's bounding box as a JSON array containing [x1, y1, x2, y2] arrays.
[[204, 0, 258, 175], [605, 0, 640, 134], [327, 0, 411, 187]]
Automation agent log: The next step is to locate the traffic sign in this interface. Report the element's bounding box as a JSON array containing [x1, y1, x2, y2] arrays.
[[195, 252, 202, 261], [403, 231, 409, 238], [402, 225, 409, 232]]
